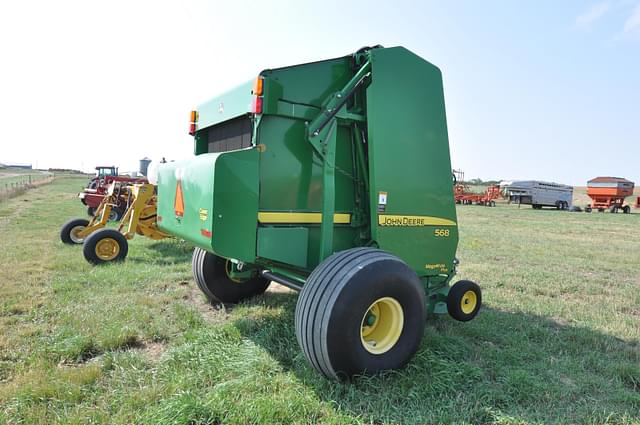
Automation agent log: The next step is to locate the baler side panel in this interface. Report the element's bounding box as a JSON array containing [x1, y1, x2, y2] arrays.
[[255, 57, 361, 271], [257, 117, 356, 212], [196, 81, 254, 133], [366, 47, 458, 275], [212, 149, 259, 263], [157, 154, 217, 251], [157, 150, 260, 264], [261, 56, 353, 109]]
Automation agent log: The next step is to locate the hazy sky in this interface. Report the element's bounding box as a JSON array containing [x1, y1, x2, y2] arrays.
[[1, 0, 638, 184]]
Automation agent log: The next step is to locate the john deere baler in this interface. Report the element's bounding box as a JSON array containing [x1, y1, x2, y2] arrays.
[[157, 46, 481, 380]]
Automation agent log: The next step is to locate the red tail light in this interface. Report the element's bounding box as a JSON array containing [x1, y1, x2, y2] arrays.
[[251, 96, 263, 114], [189, 110, 198, 135]]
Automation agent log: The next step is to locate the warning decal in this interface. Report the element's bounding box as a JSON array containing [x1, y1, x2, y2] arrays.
[[174, 180, 185, 217]]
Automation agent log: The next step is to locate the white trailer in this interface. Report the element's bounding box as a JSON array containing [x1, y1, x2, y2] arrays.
[[500, 180, 573, 210]]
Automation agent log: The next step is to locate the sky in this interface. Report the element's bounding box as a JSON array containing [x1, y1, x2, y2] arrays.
[[0, 0, 638, 185]]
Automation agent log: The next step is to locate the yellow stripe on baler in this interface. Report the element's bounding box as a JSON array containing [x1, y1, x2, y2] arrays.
[[257, 212, 351, 224]]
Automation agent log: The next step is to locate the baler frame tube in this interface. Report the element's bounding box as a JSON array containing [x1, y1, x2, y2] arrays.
[[260, 270, 303, 291], [307, 60, 372, 261]]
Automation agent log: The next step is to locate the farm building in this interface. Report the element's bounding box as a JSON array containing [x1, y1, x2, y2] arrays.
[[0, 162, 33, 169]]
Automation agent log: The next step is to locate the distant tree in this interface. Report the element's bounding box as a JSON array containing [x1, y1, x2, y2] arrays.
[[466, 178, 501, 185]]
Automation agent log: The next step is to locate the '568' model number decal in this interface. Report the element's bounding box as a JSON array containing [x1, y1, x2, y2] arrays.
[[434, 229, 450, 237]]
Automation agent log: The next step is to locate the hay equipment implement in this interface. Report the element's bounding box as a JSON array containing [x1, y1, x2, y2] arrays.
[[155, 46, 481, 380], [453, 170, 500, 206], [79, 165, 147, 220], [61, 182, 168, 264]]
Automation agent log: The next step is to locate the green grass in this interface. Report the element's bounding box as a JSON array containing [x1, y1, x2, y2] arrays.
[[0, 170, 54, 201], [0, 178, 639, 424]]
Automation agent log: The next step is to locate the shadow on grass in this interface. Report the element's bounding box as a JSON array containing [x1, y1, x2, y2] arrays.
[[129, 240, 193, 265], [232, 294, 640, 423]]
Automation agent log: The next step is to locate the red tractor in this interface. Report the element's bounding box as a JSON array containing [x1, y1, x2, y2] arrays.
[[79, 166, 146, 220]]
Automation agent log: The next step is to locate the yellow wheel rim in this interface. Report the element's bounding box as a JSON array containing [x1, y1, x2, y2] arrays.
[[360, 297, 404, 355], [95, 238, 120, 261], [460, 290, 477, 315], [225, 260, 243, 283], [70, 226, 86, 243]]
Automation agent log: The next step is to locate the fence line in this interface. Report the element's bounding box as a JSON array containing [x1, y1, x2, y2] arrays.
[[0, 173, 55, 201]]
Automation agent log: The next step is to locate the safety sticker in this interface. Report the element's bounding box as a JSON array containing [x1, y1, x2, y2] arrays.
[[377, 191, 388, 212]]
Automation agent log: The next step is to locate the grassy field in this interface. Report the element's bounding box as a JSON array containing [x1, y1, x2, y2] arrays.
[[0, 177, 639, 424], [0, 169, 54, 200], [0, 171, 52, 186]]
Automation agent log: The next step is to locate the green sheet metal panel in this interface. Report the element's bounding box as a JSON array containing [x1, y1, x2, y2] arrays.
[[211, 148, 259, 262], [157, 154, 217, 251], [157, 149, 259, 263], [254, 57, 361, 271], [365, 47, 458, 276], [196, 80, 254, 131], [256, 116, 356, 213], [257, 227, 309, 268], [260, 56, 353, 110]]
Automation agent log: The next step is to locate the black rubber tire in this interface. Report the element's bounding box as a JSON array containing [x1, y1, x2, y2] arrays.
[[623, 205, 631, 214], [295, 247, 426, 380], [60, 218, 90, 245], [87, 206, 96, 217], [490, 200, 496, 207], [109, 207, 125, 222], [191, 247, 269, 304], [191, 248, 211, 299], [82, 229, 128, 265], [585, 207, 592, 213], [609, 206, 617, 213], [447, 280, 482, 322]]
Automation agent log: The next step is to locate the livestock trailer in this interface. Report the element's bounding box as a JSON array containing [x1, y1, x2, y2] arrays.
[[585, 176, 634, 213], [501, 180, 573, 210], [156, 46, 481, 380]]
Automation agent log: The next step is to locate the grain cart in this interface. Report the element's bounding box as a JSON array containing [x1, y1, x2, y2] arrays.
[[156, 46, 481, 380], [61, 182, 168, 264], [585, 177, 634, 213]]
